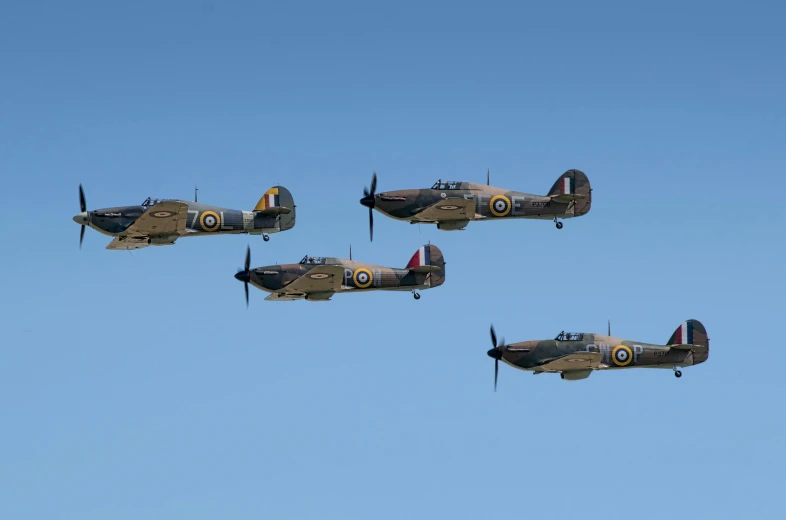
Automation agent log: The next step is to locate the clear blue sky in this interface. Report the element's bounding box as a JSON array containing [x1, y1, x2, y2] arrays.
[[1, 1, 784, 518]]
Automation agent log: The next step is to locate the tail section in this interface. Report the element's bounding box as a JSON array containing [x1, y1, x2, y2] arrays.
[[547, 169, 591, 216], [254, 186, 296, 230], [667, 319, 709, 365], [405, 244, 446, 287]]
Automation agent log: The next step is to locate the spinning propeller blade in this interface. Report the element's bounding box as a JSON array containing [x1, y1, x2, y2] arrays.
[[488, 325, 506, 392], [360, 172, 377, 241], [234, 246, 252, 307], [78, 184, 86, 249]]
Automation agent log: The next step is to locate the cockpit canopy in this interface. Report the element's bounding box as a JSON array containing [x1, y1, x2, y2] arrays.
[[430, 180, 463, 190], [555, 332, 585, 341], [299, 255, 327, 265], [141, 197, 165, 207]]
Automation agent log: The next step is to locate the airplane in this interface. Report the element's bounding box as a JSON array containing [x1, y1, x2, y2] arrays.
[[234, 243, 445, 303], [359, 168, 591, 240], [486, 319, 709, 389], [72, 184, 296, 250]]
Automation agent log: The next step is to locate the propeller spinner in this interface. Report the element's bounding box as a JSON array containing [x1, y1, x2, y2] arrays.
[[359, 172, 377, 241]]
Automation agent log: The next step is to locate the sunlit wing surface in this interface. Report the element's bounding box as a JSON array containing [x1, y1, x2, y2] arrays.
[[105, 237, 149, 250], [124, 201, 189, 237], [280, 265, 345, 295], [414, 198, 476, 221], [536, 352, 602, 372]]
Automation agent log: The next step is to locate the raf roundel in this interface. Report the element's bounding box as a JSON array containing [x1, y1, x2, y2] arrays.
[[612, 345, 633, 367], [353, 268, 373, 288], [489, 195, 511, 217], [151, 210, 176, 218], [200, 211, 221, 232], [309, 273, 330, 280]]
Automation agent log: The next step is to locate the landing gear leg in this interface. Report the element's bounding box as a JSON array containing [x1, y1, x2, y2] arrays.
[[263, 234, 270, 242], [673, 367, 682, 378], [554, 217, 563, 230], [412, 290, 421, 300]]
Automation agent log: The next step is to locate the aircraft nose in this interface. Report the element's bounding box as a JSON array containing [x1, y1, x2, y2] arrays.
[[487, 348, 502, 360], [359, 195, 375, 208], [73, 211, 89, 225], [235, 271, 250, 283]]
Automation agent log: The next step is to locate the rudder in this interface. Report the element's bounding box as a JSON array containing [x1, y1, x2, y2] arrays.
[[405, 244, 446, 287], [254, 186, 296, 230], [547, 169, 591, 216]]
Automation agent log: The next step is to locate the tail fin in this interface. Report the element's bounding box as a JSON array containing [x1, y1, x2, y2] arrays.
[[667, 319, 709, 365], [405, 244, 446, 286], [547, 169, 591, 216], [667, 319, 708, 347], [254, 186, 296, 230]]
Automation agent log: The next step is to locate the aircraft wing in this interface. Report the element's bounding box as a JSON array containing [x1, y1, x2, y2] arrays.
[[105, 237, 150, 250], [535, 352, 602, 372], [279, 265, 345, 295], [123, 201, 189, 238], [265, 293, 305, 301], [414, 198, 476, 221]]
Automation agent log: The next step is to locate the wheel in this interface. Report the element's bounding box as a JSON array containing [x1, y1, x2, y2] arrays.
[[674, 370, 682, 378], [263, 234, 270, 242], [555, 222, 563, 229], [413, 293, 421, 300]]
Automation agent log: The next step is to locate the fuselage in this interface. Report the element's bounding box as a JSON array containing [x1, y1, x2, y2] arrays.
[[373, 182, 590, 222], [247, 257, 444, 294], [74, 200, 286, 238], [502, 334, 710, 372]]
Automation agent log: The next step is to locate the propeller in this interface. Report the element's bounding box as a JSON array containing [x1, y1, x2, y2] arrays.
[[488, 325, 506, 392], [78, 184, 86, 248], [359, 171, 377, 241], [234, 246, 252, 307]]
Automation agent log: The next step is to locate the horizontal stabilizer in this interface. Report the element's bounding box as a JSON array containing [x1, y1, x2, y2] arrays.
[[254, 206, 292, 216], [549, 193, 586, 203], [668, 343, 699, 350], [409, 265, 441, 274]]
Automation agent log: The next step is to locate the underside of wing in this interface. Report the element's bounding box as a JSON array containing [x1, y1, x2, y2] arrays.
[[106, 237, 150, 250], [123, 201, 188, 238], [414, 198, 476, 221], [264, 293, 305, 301], [280, 265, 345, 296], [535, 352, 602, 372]]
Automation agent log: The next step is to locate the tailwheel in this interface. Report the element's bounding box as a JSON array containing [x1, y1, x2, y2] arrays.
[[554, 217, 563, 229], [412, 290, 421, 300], [673, 367, 682, 378], [263, 234, 270, 242]]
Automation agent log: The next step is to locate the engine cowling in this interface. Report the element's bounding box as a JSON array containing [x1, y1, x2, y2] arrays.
[[560, 369, 592, 381], [436, 220, 469, 231]]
